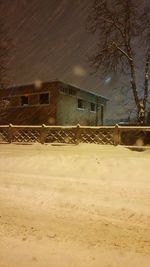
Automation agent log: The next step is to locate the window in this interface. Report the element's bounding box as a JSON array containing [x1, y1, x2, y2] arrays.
[[68, 88, 76, 95], [20, 96, 28, 106], [90, 102, 96, 112], [39, 93, 49, 104], [77, 99, 84, 109], [60, 87, 67, 94], [60, 87, 76, 96]]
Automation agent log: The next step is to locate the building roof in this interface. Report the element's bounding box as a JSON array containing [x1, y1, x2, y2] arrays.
[[59, 80, 109, 101], [6, 80, 109, 101]]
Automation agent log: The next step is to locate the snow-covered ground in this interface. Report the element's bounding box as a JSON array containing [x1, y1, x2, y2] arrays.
[[0, 143, 150, 267]]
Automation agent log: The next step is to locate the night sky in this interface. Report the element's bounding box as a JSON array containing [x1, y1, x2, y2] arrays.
[[0, 0, 141, 121]]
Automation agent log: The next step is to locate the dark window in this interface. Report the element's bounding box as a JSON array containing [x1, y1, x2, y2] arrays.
[[60, 87, 67, 94], [20, 96, 28, 106], [68, 88, 76, 95], [39, 93, 49, 104], [60, 87, 76, 96], [77, 99, 84, 109], [91, 103, 96, 112]]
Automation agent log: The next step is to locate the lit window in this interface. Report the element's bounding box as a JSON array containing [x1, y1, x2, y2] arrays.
[[20, 96, 28, 106], [39, 93, 49, 104], [90, 103, 96, 112], [77, 99, 84, 109]]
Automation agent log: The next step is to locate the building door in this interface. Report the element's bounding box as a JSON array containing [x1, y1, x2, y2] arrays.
[[101, 105, 104, 125]]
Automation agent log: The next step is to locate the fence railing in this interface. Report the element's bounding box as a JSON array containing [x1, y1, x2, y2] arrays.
[[0, 124, 150, 146]]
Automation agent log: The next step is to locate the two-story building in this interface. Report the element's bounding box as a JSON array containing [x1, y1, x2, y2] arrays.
[[0, 80, 108, 126]]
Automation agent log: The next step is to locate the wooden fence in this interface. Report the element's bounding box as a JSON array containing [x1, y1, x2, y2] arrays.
[[0, 124, 150, 146]]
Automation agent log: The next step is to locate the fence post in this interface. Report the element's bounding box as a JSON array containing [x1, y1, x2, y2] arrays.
[[113, 124, 120, 146], [8, 124, 13, 143], [76, 124, 81, 145], [40, 124, 46, 144]]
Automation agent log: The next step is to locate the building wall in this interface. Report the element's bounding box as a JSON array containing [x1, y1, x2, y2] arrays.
[[0, 81, 107, 125], [97, 97, 107, 125], [56, 88, 107, 126], [0, 82, 59, 125]]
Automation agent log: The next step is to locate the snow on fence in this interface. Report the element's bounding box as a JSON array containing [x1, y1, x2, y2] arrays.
[[0, 124, 150, 146]]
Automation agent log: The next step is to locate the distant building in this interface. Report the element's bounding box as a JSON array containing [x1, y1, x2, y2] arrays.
[[0, 80, 108, 126]]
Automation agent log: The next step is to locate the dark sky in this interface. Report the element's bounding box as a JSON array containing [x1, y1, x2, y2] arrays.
[[1, 0, 96, 85], [0, 0, 139, 121]]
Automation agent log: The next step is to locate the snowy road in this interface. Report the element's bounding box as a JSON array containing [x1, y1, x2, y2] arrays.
[[0, 144, 150, 267]]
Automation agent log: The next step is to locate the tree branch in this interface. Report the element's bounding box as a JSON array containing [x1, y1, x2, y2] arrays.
[[143, 48, 150, 109], [112, 42, 132, 61], [103, 17, 125, 40]]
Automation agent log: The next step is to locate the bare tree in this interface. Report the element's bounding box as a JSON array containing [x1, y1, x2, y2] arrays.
[[87, 0, 150, 124], [0, 14, 12, 122], [0, 19, 10, 90]]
